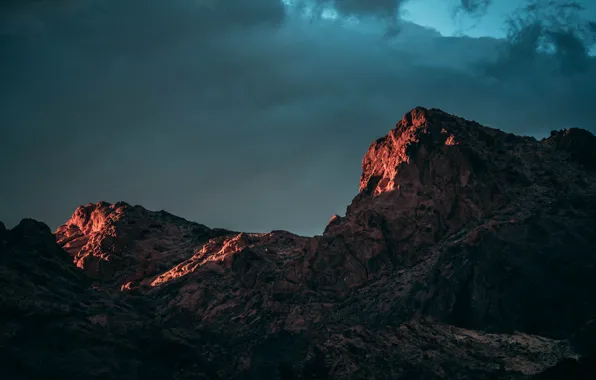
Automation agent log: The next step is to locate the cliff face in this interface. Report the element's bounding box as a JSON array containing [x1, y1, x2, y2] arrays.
[[2, 107, 596, 379], [319, 107, 596, 335]]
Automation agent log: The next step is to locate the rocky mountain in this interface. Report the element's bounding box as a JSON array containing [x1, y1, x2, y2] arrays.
[[1, 107, 595, 379], [54, 201, 234, 289]]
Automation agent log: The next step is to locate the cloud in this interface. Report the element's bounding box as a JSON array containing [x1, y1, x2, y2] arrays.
[[314, 0, 406, 18], [1, 0, 595, 236], [481, 0, 596, 76], [291, 0, 493, 20], [0, 0, 85, 35], [0, 0, 286, 36], [455, 0, 492, 15]]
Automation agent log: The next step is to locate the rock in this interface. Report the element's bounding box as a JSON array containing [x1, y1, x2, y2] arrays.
[[2, 107, 596, 379], [545, 128, 596, 170], [309, 107, 596, 338], [0, 219, 225, 379], [55, 201, 234, 286], [530, 356, 596, 380]]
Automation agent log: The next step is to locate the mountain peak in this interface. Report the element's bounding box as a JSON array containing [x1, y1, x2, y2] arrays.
[[55, 201, 231, 285], [64, 201, 132, 235], [323, 108, 596, 307], [5, 219, 58, 256], [544, 127, 596, 169], [358, 107, 502, 196], [398, 106, 432, 128]]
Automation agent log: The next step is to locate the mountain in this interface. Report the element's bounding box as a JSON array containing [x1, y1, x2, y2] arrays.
[[54, 201, 234, 288], [2, 107, 595, 379]]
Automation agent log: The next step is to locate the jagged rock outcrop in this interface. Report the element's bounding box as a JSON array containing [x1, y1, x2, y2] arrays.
[[545, 127, 596, 170], [0, 219, 238, 379], [2, 107, 596, 379], [55, 201, 233, 288], [301, 107, 596, 338]]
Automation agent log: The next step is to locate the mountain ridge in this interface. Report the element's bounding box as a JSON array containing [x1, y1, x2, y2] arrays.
[[2, 107, 596, 379]]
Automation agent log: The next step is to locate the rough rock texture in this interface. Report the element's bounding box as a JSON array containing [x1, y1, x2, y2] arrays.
[[313, 107, 596, 337], [55, 201, 233, 288], [0, 219, 179, 379], [2, 107, 596, 379]]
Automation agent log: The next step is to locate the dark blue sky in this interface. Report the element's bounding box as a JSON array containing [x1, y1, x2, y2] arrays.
[[1, 0, 595, 235]]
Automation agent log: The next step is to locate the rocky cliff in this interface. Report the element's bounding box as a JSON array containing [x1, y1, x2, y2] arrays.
[[2, 107, 595, 379]]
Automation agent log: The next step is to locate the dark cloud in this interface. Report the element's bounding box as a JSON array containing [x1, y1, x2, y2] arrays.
[[0, 0, 74, 11], [318, 0, 405, 18], [286, 0, 402, 19], [0, 0, 286, 36], [480, 0, 596, 76], [456, 0, 492, 15], [1, 0, 595, 236], [294, 0, 493, 20], [0, 0, 91, 35]]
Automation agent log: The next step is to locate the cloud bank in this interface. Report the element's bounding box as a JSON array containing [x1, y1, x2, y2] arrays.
[[1, 0, 595, 235]]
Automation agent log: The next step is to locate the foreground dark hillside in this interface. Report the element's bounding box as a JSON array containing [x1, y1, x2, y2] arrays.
[[2, 107, 596, 379]]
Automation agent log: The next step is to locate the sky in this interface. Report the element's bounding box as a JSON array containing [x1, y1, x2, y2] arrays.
[[402, 0, 518, 37], [1, 0, 595, 236]]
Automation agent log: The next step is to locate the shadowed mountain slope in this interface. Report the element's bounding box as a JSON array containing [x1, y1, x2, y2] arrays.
[[2, 107, 596, 379]]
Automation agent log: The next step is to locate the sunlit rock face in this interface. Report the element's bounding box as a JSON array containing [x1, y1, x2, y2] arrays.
[[2, 107, 596, 379], [55, 201, 233, 287], [302, 107, 596, 340]]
